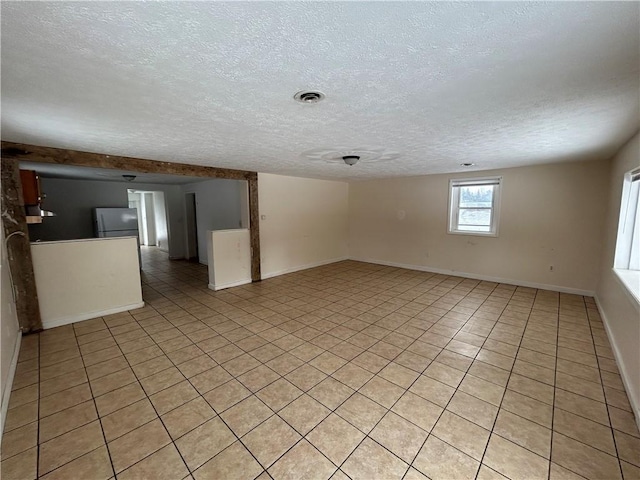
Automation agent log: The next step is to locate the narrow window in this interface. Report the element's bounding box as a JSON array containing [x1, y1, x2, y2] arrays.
[[448, 177, 502, 236]]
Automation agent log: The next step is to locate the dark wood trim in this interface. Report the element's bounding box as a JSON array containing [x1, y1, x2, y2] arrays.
[[247, 173, 261, 282], [1, 141, 252, 181], [1, 158, 42, 333]]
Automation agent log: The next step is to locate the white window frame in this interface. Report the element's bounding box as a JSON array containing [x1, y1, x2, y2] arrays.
[[448, 176, 502, 237], [613, 167, 640, 303]]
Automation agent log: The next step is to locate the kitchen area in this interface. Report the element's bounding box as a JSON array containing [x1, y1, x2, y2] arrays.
[[20, 168, 144, 329], [19, 164, 251, 329]]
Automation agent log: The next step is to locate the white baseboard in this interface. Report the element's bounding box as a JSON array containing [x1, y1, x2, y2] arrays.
[[208, 279, 252, 291], [1, 330, 21, 440], [349, 256, 595, 296], [261, 256, 349, 280], [594, 295, 640, 431], [42, 302, 145, 330]]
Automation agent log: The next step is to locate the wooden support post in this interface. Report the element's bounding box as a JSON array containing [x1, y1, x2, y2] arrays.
[[1, 158, 42, 333], [248, 173, 261, 282]]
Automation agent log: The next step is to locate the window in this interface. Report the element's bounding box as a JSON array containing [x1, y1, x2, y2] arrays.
[[448, 177, 502, 236], [613, 167, 640, 303]]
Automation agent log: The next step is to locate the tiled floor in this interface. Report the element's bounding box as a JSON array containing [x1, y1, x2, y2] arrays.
[[2, 247, 639, 480]]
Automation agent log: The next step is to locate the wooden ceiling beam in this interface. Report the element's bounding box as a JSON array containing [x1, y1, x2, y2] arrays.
[[1, 141, 253, 181]]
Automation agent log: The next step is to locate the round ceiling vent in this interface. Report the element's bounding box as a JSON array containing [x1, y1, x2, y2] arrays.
[[302, 148, 400, 165], [294, 90, 325, 104]]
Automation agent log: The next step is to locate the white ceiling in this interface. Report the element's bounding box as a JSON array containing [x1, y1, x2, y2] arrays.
[[2, 2, 639, 180]]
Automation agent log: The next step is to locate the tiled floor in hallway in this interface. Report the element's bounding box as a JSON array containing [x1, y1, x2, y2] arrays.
[[2, 247, 639, 480]]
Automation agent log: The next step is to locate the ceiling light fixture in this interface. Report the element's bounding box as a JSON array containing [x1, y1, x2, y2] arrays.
[[122, 174, 136, 182], [294, 90, 325, 104], [460, 163, 475, 167], [342, 155, 360, 166]]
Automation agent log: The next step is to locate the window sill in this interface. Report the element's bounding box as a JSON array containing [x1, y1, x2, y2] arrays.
[[613, 268, 640, 305], [447, 230, 498, 238]]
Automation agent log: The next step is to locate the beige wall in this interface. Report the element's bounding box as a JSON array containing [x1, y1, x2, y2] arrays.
[[207, 229, 252, 290], [349, 159, 610, 294], [31, 237, 144, 328], [1, 229, 21, 436], [596, 131, 640, 421], [258, 173, 349, 278]]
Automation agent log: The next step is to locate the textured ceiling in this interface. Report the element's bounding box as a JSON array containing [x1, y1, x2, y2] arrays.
[[2, 2, 639, 180]]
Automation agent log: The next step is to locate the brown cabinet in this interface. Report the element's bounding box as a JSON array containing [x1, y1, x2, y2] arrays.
[[20, 170, 41, 205]]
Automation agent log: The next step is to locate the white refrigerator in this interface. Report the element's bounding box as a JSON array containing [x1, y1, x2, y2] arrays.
[[94, 208, 139, 238]]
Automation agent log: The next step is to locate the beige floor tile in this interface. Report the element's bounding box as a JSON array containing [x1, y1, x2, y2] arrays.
[[118, 444, 188, 480], [483, 433, 549, 480], [554, 408, 616, 455], [89, 368, 136, 397], [162, 396, 216, 439], [268, 440, 336, 480], [177, 354, 218, 378], [370, 411, 428, 463], [554, 388, 610, 426], [4, 401, 38, 433], [149, 380, 199, 415], [424, 361, 465, 388], [409, 375, 455, 407], [432, 410, 490, 461], [189, 365, 233, 394], [392, 391, 442, 432], [39, 400, 98, 443], [413, 435, 479, 480], [95, 382, 146, 417], [175, 416, 236, 470], [507, 373, 554, 405], [1, 446, 37, 480], [501, 389, 553, 428], [359, 376, 404, 408], [9, 384, 38, 409], [279, 394, 331, 435], [378, 362, 420, 389], [0, 421, 37, 460], [548, 462, 586, 480], [102, 398, 158, 441], [493, 409, 551, 458], [458, 374, 505, 406], [468, 360, 511, 387], [512, 359, 555, 386], [39, 383, 92, 418], [203, 379, 251, 413], [255, 378, 303, 412], [621, 460, 640, 480], [551, 432, 622, 480], [609, 406, 640, 438], [108, 418, 171, 473], [266, 353, 305, 375], [331, 363, 373, 390], [342, 438, 408, 480], [476, 465, 509, 480], [308, 377, 354, 410], [285, 364, 328, 391], [193, 441, 263, 480], [139, 366, 185, 395], [307, 413, 365, 465], [220, 395, 274, 437], [223, 353, 261, 376], [85, 356, 130, 381], [243, 415, 301, 467], [614, 429, 640, 468], [604, 386, 633, 412], [309, 351, 348, 374], [556, 372, 605, 403], [351, 351, 389, 373], [39, 446, 113, 480], [39, 420, 105, 475], [447, 391, 498, 430], [237, 364, 281, 391]]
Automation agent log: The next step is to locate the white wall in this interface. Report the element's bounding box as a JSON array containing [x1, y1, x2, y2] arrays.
[[596, 131, 640, 422], [31, 237, 144, 328], [349, 159, 610, 294], [182, 179, 246, 264], [207, 229, 252, 290], [1, 229, 21, 437], [153, 192, 169, 253], [258, 173, 349, 278], [29, 178, 185, 259]]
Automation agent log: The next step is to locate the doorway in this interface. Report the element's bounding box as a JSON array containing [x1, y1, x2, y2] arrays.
[[185, 192, 198, 262]]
